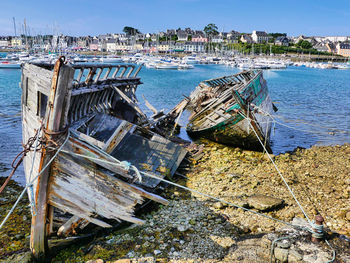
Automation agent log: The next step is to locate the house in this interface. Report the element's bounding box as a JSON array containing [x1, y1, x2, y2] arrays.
[[11, 37, 23, 48], [192, 34, 208, 43], [326, 43, 337, 53], [275, 36, 289, 46], [115, 41, 132, 52], [132, 41, 143, 51], [174, 42, 185, 52], [89, 39, 99, 51], [106, 39, 117, 52], [177, 30, 188, 41], [313, 42, 328, 52], [227, 30, 240, 43], [240, 34, 253, 44], [157, 42, 170, 52], [166, 29, 176, 37], [0, 37, 9, 48], [212, 35, 224, 43], [184, 42, 205, 53], [251, 31, 270, 43], [336, 43, 350, 57]]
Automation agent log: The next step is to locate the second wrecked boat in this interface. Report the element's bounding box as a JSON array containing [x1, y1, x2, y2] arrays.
[[185, 70, 275, 152], [21, 57, 187, 260]]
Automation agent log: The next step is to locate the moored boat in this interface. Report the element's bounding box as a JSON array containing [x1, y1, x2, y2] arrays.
[[0, 61, 21, 69], [186, 70, 275, 152]]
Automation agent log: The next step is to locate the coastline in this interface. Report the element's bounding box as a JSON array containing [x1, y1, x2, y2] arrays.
[[1, 142, 349, 262]]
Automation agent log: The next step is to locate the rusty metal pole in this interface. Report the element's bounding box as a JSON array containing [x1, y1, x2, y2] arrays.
[[311, 215, 324, 243]]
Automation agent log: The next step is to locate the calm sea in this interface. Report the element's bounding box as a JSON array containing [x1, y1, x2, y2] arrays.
[[1, 52, 349, 184]]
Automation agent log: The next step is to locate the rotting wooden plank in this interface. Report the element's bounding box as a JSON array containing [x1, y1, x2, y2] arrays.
[[66, 136, 133, 179], [103, 120, 135, 154], [112, 86, 148, 121], [57, 215, 85, 237], [30, 60, 73, 261], [49, 154, 146, 225]]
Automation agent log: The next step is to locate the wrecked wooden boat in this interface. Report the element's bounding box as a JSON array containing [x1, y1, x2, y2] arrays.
[[21, 57, 187, 260], [186, 70, 274, 152]]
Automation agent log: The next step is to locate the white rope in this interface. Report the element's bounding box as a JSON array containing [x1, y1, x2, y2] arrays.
[[238, 110, 313, 225], [0, 130, 71, 231], [59, 143, 336, 262]]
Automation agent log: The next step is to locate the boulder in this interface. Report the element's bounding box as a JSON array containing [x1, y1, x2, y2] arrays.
[[247, 194, 284, 211], [274, 247, 289, 263]]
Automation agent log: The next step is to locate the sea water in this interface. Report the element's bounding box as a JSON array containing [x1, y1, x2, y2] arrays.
[[0, 55, 349, 184]]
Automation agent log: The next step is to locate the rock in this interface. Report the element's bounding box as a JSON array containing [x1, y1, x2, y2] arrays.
[[0, 252, 32, 263], [86, 260, 104, 263], [177, 225, 188, 232], [137, 257, 155, 263], [288, 249, 303, 262], [213, 202, 225, 209], [153, 249, 161, 255], [112, 260, 131, 263], [346, 212, 350, 221], [247, 194, 284, 211], [274, 247, 289, 263], [277, 239, 291, 249]]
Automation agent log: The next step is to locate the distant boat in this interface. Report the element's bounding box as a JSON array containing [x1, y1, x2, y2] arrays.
[[0, 61, 21, 69], [185, 70, 275, 152]]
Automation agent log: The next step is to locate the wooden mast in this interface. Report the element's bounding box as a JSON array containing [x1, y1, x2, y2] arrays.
[[30, 57, 75, 261]]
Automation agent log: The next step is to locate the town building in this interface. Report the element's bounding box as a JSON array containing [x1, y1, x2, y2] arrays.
[[184, 42, 205, 53], [11, 37, 23, 48], [177, 30, 188, 41], [240, 34, 253, 44], [192, 34, 208, 43], [251, 31, 269, 43], [89, 39, 99, 51], [275, 36, 289, 46], [0, 37, 9, 48], [106, 39, 117, 52], [336, 43, 350, 57]]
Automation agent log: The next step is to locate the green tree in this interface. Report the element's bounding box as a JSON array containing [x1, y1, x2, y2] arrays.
[[123, 26, 141, 36], [203, 23, 219, 38], [296, 40, 312, 49]]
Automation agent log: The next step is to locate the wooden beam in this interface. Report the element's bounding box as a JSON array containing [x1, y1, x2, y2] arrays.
[[30, 59, 75, 261]]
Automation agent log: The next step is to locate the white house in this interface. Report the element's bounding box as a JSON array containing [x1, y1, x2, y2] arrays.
[[251, 31, 270, 43]]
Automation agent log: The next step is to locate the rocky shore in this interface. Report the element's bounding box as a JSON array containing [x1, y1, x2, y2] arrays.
[[1, 142, 350, 262]]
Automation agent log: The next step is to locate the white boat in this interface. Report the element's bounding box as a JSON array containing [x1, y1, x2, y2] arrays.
[[155, 62, 179, 69], [178, 63, 194, 69], [0, 61, 21, 69], [182, 56, 199, 64], [100, 56, 123, 63]]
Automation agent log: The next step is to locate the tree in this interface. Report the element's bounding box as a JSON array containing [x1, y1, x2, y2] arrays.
[[296, 40, 312, 49], [203, 23, 219, 38], [123, 26, 141, 36]]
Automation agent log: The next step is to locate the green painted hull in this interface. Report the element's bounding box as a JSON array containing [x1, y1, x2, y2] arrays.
[[186, 70, 273, 152]]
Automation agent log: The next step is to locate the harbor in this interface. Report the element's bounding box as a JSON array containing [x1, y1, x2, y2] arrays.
[[0, 3, 350, 260], [0, 55, 349, 262]]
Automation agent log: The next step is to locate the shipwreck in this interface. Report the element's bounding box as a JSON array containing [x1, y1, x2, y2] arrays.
[[185, 70, 275, 152], [21, 57, 187, 260]]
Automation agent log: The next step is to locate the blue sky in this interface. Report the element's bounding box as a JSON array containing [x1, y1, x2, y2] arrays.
[[0, 0, 349, 36]]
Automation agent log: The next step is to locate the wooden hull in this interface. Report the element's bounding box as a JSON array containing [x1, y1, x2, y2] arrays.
[[21, 60, 187, 260], [186, 70, 273, 152]]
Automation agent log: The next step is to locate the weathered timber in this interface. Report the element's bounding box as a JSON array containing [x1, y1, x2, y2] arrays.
[[186, 70, 274, 152], [30, 58, 74, 261], [21, 60, 187, 261]]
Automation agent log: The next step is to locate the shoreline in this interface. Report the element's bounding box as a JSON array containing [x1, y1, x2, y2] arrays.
[[1, 142, 349, 262]]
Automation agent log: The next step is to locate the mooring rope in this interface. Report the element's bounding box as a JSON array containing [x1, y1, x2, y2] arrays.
[[0, 130, 70, 231], [62, 147, 336, 262], [238, 110, 336, 262]]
